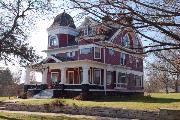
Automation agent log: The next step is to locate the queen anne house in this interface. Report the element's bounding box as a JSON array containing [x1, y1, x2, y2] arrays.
[[24, 12, 144, 98]]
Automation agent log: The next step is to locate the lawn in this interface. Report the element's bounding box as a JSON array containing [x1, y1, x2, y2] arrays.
[[12, 93, 180, 111], [0, 112, 90, 120]]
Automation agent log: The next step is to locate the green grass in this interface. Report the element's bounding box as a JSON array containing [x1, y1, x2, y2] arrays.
[[0, 112, 90, 120], [13, 93, 180, 111], [0, 97, 15, 102]]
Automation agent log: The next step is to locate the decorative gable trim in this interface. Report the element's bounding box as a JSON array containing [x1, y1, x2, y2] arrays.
[[43, 55, 61, 63], [109, 29, 122, 42]]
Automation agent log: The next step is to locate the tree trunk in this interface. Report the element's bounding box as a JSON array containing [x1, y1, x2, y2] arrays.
[[165, 84, 169, 94]]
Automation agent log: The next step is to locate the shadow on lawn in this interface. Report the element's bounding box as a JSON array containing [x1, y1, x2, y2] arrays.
[[93, 96, 180, 103], [0, 115, 22, 120]]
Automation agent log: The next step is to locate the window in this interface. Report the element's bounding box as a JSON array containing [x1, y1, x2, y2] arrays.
[[117, 72, 127, 88], [49, 35, 58, 47], [122, 34, 129, 47], [51, 72, 59, 83], [94, 69, 101, 85], [80, 48, 91, 54], [109, 48, 114, 55], [134, 35, 139, 48], [118, 73, 126, 84], [120, 53, 126, 65], [67, 51, 75, 57], [84, 27, 88, 36], [94, 47, 101, 59], [135, 75, 142, 87], [106, 71, 112, 85]]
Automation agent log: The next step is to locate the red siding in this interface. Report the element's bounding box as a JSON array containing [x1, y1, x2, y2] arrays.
[[105, 48, 120, 65]]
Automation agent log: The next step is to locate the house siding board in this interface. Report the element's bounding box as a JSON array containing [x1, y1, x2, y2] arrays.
[[58, 34, 68, 47], [105, 49, 120, 65]]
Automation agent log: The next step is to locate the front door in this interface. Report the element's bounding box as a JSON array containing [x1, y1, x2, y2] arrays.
[[68, 71, 74, 84]]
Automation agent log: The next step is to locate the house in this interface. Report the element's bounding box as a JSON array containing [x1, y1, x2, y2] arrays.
[[24, 12, 144, 98]]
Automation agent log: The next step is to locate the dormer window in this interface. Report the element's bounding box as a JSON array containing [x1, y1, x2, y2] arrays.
[[122, 34, 129, 47], [83, 26, 96, 36], [49, 35, 58, 47]]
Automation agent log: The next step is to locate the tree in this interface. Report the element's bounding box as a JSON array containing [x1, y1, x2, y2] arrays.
[[146, 49, 180, 93], [0, 68, 13, 85], [0, 0, 54, 66], [69, 0, 180, 54]]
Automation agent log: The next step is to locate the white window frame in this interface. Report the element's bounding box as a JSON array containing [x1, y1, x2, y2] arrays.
[[67, 71, 75, 84], [94, 47, 101, 59], [49, 35, 59, 47], [51, 72, 59, 83], [93, 69, 102, 85]]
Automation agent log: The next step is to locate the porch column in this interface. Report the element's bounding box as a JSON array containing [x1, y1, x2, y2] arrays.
[[25, 67, 30, 85], [82, 65, 89, 84], [42, 69, 48, 84], [60, 67, 67, 84]]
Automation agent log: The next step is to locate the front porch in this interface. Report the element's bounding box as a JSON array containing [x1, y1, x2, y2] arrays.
[[24, 60, 144, 98]]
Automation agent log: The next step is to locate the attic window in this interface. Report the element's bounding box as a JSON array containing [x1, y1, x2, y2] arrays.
[[122, 34, 129, 47]]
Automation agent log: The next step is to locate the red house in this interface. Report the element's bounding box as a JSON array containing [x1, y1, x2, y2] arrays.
[[24, 12, 144, 98]]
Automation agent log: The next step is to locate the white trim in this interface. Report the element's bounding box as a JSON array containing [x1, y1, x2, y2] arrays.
[[109, 29, 122, 42], [94, 47, 101, 59], [67, 71, 75, 84], [43, 46, 78, 56], [97, 41, 144, 59], [43, 56, 61, 63], [64, 89, 82, 91], [47, 26, 79, 36]]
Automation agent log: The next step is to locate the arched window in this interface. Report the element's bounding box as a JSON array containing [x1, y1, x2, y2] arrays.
[[122, 34, 129, 47], [49, 35, 58, 47]]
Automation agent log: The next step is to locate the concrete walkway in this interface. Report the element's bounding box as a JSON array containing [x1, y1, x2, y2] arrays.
[[0, 110, 137, 120]]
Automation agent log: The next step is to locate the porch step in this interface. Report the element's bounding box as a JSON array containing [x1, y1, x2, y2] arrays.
[[33, 89, 53, 99]]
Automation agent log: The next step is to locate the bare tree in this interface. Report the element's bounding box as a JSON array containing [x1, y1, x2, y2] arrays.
[[68, 0, 180, 54], [0, 0, 54, 65]]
